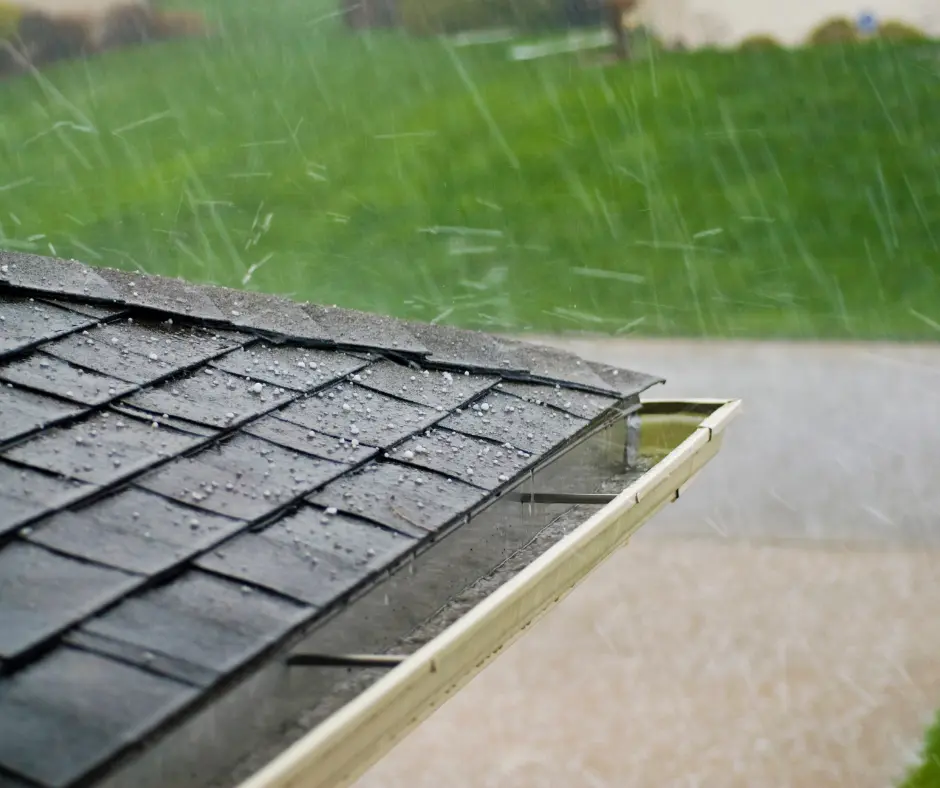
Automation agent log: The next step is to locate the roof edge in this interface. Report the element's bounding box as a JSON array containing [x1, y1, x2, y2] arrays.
[[0, 252, 664, 398]]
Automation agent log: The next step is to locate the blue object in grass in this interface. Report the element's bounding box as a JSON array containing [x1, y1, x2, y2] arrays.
[[857, 11, 878, 34]]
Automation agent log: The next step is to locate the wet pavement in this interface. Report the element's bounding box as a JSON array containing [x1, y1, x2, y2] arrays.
[[548, 337, 940, 546], [354, 338, 940, 788]]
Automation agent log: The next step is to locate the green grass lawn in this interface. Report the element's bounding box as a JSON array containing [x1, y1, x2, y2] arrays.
[[1, 0, 939, 339]]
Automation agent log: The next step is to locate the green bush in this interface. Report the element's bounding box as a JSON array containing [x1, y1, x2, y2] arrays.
[[900, 710, 940, 787], [739, 33, 783, 51], [399, 0, 562, 35], [877, 20, 928, 41], [0, 1, 23, 42], [807, 17, 859, 45]]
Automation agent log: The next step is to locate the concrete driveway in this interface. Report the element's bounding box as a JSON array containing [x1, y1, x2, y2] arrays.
[[550, 337, 940, 546], [353, 339, 940, 788]]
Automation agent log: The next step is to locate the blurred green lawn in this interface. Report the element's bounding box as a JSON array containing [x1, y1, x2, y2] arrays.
[[1, 0, 938, 338]]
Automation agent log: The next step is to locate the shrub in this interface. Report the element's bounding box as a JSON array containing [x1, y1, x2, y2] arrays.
[[877, 20, 928, 41], [14, 11, 88, 66], [399, 0, 562, 36], [807, 17, 858, 45], [0, 1, 22, 42], [739, 34, 783, 51]]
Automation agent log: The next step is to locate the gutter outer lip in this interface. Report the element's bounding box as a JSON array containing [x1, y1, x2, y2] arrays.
[[238, 397, 742, 788]]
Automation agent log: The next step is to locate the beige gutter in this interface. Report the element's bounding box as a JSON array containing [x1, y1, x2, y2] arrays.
[[237, 398, 742, 788]]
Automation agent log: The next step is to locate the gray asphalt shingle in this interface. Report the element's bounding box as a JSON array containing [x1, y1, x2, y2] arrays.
[[0, 253, 661, 788]]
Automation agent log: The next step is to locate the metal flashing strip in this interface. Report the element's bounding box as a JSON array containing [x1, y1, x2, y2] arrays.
[[237, 398, 741, 788]]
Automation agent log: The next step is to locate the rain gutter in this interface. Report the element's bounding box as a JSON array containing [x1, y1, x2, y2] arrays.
[[236, 398, 741, 788]]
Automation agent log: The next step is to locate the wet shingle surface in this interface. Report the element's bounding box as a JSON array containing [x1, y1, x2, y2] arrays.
[[0, 648, 196, 788], [0, 462, 92, 538], [242, 415, 378, 465], [206, 286, 329, 340], [42, 299, 125, 320], [74, 570, 308, 688], [210, 342, 369, 392], [494, 337, 618, 392], [3, 409, 205, 485], [43, 330, 178, 386], [0, 297, 96, 357], [136, 433, 347, 521], [27, 489, 244, 576], [0, 353, 137, 406], [0, 253, 120, 302], [276, 382, 440, 448], [355, 359, 497, 410], [402, 320, 528, 374], [302, 303, 428, 356], [310, 462, 486, 538], [0, 255, 661, 788], [102, 320, 248, 365], [197, 505, 415, 607], [0, 542, 138, 661], [93, 267, 228, 322], [388, 428, 534, 490], [0, 384, 84, 444], [123, 366, 295, 429], [438, 390, 589, 455], [494, 380, 620, 420]]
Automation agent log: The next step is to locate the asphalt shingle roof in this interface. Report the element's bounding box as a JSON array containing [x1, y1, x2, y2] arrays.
[[0, 252, 662, 788]]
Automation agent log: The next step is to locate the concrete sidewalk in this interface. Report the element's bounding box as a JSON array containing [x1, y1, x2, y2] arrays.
[[353, 339, 940, 788]]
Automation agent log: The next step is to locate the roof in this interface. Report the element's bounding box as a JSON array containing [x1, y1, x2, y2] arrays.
[[0, 252, 662, 788]]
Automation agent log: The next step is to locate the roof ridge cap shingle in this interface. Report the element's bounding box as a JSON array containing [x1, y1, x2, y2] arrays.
[[0, 252, 663, 396]]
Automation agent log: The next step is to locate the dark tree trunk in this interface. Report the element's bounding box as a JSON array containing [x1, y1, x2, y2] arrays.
[[342, 0, 397, 30], [607, 0, 635, 60], [341, 0, 362, 29]]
